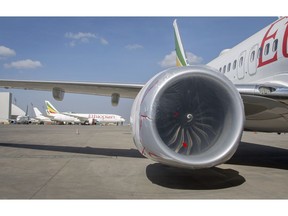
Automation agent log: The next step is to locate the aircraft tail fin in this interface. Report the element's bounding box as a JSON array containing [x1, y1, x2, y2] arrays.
[[33, 107, 43, 117], [45, 100, 59, 115], [173, 19, 189, 67]]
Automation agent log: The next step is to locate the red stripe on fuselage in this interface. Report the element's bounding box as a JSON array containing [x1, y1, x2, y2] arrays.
[[258, 17, 288, 68]]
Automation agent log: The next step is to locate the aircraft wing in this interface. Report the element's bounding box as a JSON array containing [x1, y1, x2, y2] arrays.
[[237, 83, 288, 109], [2, 79, 288, 103], [2, 79, 288, 129], [237, 84, 288, 99], [236, 84, 288, 131], [0, 80, 143, 100]]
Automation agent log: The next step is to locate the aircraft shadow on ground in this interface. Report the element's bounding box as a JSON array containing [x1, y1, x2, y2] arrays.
[[0, 143, 144, 159], [146, 164, 245, 190], [227, 141, 288, 170], [1, 140, 288, 190], [1, 141, 288, 170], [146, 141, 288, 190]]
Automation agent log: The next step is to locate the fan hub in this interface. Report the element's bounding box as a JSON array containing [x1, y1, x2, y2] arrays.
[[186, 113, 193, 122]]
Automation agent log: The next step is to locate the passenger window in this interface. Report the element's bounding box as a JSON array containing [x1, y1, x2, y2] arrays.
[[219, 67, 222, 73], [272, 39, 278, 52], [258, 47, 262, 58], [233, 60, 237, 70], [239, 57, 243, 67], [227, 63, 231, 72], [264, 43, 270, 55], [250, 51, 255, 62], [223, 65, 226, 73]]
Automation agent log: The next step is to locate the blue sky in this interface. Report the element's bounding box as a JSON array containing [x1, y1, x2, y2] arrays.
[[0, 17, 277, 121]]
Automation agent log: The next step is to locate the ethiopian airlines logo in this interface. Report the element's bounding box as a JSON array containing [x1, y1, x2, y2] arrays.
[[47, 103, 57, 114]]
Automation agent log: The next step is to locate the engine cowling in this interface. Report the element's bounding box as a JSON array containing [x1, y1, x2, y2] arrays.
[[130, 66, 244, 169]]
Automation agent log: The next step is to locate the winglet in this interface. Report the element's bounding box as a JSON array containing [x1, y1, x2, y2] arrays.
[[45, 100, 59, 114], [173, 19, 189, 67]]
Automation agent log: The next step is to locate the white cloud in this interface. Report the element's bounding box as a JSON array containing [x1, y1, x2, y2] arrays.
[[4, 59, 42, 69], [159, 51, 203, 68], [65, 32, 108, 46], [69, 41, 76, 47], [186, 52, 203, 65], [100, 37, 109, 45], [0, 45, 16, 57], [125, 44, 143, 50], [65, 32, 97, 40]]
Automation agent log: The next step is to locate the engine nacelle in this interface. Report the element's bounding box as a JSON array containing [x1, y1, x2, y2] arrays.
[[130, 66, 244, 169], [52, 87, 65, 101]]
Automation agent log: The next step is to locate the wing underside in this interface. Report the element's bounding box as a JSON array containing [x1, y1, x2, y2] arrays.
[[237, 84, 288, 132], [0, 80, 143, 99]]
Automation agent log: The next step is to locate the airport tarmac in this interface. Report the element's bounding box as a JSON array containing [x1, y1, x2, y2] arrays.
[[0, 124, 288, 199]]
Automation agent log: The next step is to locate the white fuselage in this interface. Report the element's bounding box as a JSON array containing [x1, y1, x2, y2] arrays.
[[16, 115, 30, 124], [48, 113, 80, 124], [205, 17, 288, 132], [66, 113, 125, 124], [34, 115, 52, 123], [208, 17, 288, 87]]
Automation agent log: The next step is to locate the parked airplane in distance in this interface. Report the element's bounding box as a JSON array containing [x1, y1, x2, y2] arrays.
[[33, 106, 53, 124], [63, 111, 125, 125], [45, 100, 81, 124], [1, 17, 288, 169], [15, 115, 30, 124], [15, 105, 31, 124], [45, 100, 125, 125]]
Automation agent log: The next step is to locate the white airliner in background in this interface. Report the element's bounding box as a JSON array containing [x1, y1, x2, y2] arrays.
[[1, 17, 288, 169], [15, 115, 30, 124], [46, 100, 125, 125], [33, 106, 53, 124], [63, 112, 125, 125], [45, 100, 81, 124], [15, 105, 31, 124]]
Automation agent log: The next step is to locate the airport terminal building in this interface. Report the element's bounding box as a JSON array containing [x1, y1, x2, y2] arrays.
[[0, 92, 25, 123], [0, 92, 12, 123]]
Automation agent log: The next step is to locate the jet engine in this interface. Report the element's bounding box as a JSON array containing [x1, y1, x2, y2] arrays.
[[131, 66, 245, 169]]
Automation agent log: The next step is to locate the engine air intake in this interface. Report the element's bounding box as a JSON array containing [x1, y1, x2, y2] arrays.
[[156, 76, 225, 156]]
